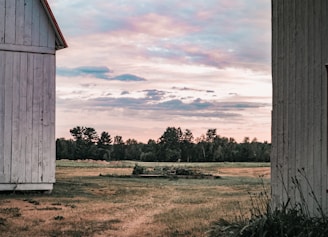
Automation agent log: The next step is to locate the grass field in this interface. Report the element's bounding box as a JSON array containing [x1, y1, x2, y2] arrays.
[[0, 160, 270, 237]]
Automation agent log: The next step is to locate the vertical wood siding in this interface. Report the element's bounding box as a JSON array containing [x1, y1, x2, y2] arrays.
[[0, 0, 62, 190], [272, 0, 328, 214], [0, 0, 5, 43], [0, 0, 55, 49], [0, 51, 56, 184], [0, 51, 4, 182], [4, 52, 13, 183], [321, 0, 328, 213]]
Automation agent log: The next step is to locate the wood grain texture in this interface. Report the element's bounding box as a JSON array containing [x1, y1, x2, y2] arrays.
[[0, 52, 5, 181], [23, 0, 33, 45], [31, 54, 42, 183], [1, 0, 62, 49], [16, 0, 25, 45], [272, 0, 328, 214], [270, 0, 279, 208], [42, 55, 51, 182], [0, 0, 60, 190], [0, 183, 53, 191], [4, 0, 16, 44], [306, 0, 315, 213], [39, 2, 49, 47], [19, 53, 28, 183], [0, 0, 5, 43], [49, 55, 56, 183], [298, 0, 308, 206], [11, 52, 21, 183], [25, 53, 34, 183], [4, 52, 13, 183], [321, 0, 328, 214], [0, 44, 55, 54], [31, 0, 40, 46]]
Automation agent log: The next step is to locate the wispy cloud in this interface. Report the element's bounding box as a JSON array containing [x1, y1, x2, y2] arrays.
[[121, 91, 130, 95], [57, 67, 146, 81], [57, 66, 112, 79], [172, 87, 215, 94], [52, 0, 270, 72], [112, 74, 146, 81], [50, 0, 272, 142], [69, 93, 269, 114], [143, 89, 166, 101]]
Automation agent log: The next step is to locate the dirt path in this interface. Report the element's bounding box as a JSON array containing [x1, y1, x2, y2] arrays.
[[120, 186, 177, 237], [0, 164, 270, 237]]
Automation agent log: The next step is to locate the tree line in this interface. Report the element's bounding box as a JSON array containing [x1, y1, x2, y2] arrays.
[[56, 126, 271, 162]]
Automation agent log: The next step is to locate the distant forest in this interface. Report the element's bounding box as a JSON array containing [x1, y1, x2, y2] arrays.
[[56, 126, 271, 162]]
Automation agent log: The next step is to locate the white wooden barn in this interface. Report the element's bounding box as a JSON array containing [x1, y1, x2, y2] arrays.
[[0, 0, 67, 191], [271, 0, 328, 214]]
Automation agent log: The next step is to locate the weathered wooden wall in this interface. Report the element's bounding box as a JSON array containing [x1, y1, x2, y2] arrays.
[[0, 52, 56, 189], [272, 0, 328, 214], [0, 0, 58, 190], [0, 0, 56, 52]]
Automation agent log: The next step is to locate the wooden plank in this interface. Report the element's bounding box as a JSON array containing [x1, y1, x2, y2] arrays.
[[25, 53, 33, 183], [286, 0, 296, 205], [49, 55, 56, 182], [0, 0, 5, 43], [11, 52, 22, 183], [276, 0, 283, 207], [47, 21, 55, 49], [0, 52, 5, 181], [302, 0, 311, 213], [23, 0, 33, 45], [0, 44, 55, 54], [313, 0, 323, 216], [39, 2, 48, 47], [276, 0, 285, 206], [4, 0, 16, 44], [16, 0, 25, 45], [31, 54, 42, 183], [299, 0, 309, 208], [270, 0, 278, 207], [38, 55, 44, 183], [3, 52, 13, 183], [18, 53, 27, 182], [42, 55, 50, 182], [0, 183, 53, 191], [294, 0, 303, 205], [45, 55, 56, 183], [31, 0, 40, 46], [281, 0, 290, 205], [306, 0, 315, 213], [322, 0, 328, 214], [271, 0, 284, 208]]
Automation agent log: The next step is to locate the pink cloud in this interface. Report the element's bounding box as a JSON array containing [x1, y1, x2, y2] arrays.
[[127, 13, 198, 37]]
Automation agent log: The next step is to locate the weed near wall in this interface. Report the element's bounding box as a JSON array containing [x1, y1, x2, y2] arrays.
[[208, 171, 328, 237]]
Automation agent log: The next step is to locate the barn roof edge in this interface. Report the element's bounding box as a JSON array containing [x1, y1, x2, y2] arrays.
[[42, 0, 68, 50]]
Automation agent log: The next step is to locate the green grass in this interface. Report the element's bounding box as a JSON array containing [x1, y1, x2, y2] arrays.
[[56, 160, 112, 168], [208, 170, 328, 237], [128, 161, 270, 168], [0, 160, 270, 237], [56, 159, 270, 168]]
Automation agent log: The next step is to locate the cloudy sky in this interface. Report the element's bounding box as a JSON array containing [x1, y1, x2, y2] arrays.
[[48, 0, 272, 143]]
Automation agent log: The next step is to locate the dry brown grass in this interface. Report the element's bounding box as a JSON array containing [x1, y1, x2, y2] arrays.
[[0, 161, 270, 237]]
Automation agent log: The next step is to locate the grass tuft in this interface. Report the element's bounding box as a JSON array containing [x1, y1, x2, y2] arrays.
[[0, 217, 6, 226], [208, 174, 328, 237], [0, 207, 21, 217]]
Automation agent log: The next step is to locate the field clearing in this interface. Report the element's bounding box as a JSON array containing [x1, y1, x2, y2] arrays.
[[0, 161, 270, 237]]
